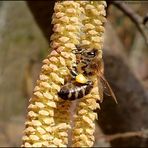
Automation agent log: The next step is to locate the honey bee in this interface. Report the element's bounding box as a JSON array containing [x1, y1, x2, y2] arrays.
[[58, 46, 117, 103], [77, 46, 117, 103]]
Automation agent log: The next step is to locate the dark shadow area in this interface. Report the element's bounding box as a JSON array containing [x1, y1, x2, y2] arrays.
[[27, 1, 55, 41], [98, 50, 148, 147]]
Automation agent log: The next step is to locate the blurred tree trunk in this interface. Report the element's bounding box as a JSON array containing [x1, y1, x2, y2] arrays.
[[27, 1, 55, 41], [26, 1, 148, 147], [101, 23, 148, 147]]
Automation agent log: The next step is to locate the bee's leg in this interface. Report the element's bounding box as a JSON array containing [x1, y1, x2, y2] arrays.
[[72, 45, 84, 54], [81, 60, 90, 73], [86, 80, 93, 86], [81, 59, 90, 65], [70, 64, 78, 78], [72, 48, 80, 54], [75, 45, 83, 53], [72, 49, 78, 54], [70, 69, 78, 78], [75, 45, 81, 50], [83, 65, 93, 76], [72, 49, 83, 54]]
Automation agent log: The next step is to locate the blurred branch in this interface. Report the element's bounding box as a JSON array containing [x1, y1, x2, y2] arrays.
[[100, 129, 148, 142], [111, 1, 148, 45], [94, 123, 111, 147]]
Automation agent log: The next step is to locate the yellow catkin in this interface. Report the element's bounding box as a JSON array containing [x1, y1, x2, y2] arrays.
[[22, 1, 81, 147], [22, 1, 106, 147], [72, 1, 107, 147]]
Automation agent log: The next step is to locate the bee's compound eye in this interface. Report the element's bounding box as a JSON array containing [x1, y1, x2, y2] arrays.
[[88, 51, 95, 56], [86, 49, 97, 58]]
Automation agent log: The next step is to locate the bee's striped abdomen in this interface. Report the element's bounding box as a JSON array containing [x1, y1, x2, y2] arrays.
[[58, 81, 93, 101]]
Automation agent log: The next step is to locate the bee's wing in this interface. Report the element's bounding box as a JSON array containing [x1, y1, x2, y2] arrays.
[[99, 74, 118, 104], [97, 78, 104, 103]]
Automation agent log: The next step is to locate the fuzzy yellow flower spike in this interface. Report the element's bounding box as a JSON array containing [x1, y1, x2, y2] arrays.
[[22, 1, 107, 147], [22, 1, 82, 147], [72, 1, 107, 147]]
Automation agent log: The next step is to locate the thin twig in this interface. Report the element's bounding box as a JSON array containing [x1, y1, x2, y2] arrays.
[[99, 129, 148, 142], [111, 1, 148, 45]]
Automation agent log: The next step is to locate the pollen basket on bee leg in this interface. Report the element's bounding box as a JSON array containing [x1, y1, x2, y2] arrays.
[[75, 74, 88, 84]]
